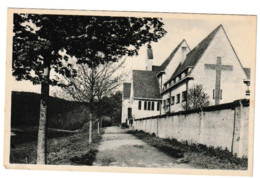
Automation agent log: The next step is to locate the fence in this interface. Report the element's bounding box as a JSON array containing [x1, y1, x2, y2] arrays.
[[133, 99, 249, 158]]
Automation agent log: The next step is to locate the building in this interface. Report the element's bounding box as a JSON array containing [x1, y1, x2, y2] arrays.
[[121, 25, 250, 124]]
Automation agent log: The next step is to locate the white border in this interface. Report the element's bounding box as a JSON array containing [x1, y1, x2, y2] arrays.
[[0, 0, 259, 178]]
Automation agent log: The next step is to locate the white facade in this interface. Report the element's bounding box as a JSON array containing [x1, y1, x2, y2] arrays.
[[190, 27, 249, 105], [121, 98, 131, 124], [132, 99, 160, 119]]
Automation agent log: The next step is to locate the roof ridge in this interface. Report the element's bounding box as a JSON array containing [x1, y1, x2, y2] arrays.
[[186, 25, 222, 58], [159, 39, 188, 71], [166, 25, 223, 83]]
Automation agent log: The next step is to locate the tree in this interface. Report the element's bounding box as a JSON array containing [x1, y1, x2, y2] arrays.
[[97, 91, 122, 125], [182, 84, 210, 111], [57, 60, 126, 142], [13, 13, 166, 164]]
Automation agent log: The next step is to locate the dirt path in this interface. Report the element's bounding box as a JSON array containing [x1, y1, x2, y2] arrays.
[[93, 126, 194, 168]]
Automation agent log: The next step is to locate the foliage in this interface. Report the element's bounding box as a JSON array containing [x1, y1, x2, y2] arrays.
[[11, 91, 88, 130], [95, 91, 122, 124], [13, 14, 167, 85], [182, 84, 210, 111]]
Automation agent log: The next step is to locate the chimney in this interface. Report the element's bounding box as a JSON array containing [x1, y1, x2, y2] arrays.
[[181, 46, 188, 62], [145, 44, 153, 71]]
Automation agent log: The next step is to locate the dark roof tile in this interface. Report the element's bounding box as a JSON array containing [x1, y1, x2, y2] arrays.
[[123, 83, 131, 98], [243, 68, 251, 79], [132, 70, 160, 99]]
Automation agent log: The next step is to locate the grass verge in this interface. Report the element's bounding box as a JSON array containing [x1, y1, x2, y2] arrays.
[[128, 130, 248, 170], [10, 129, 103, 165]]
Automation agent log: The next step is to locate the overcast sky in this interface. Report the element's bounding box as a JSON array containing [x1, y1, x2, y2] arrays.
[[127, 16, 256, 71], [12, 15, 256, 94]]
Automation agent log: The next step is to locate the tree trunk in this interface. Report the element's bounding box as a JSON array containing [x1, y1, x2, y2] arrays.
[[37, 66, 50, 164], [89, 112, 93, 144], [97, 120, 100, 135]]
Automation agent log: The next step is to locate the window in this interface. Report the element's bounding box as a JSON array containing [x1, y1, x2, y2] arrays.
[[148, 101, 151, 110], [182, 91, 187, 102], [152, 102, 154, 110], [163, 100, 166, 108], [171, 96, 175, 105], [176, 94, 180, 104], [157, 101, 160, 111], [182, 72, 186, 78], [167, 98, 170, 106], [213, 89, 215, 99], [128, 108, 132, 118], [220, 89, 222, 100], [246, 89, 250, 96], [144, 101, 147, 110], [138, 101, 142, 110]]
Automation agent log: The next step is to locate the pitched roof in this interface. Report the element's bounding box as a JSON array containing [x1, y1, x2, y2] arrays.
[[132, 70, 160, 99], [169, 25, 222, 81], [123, 83, 131, 98], [243, 68, 251, 79], [157, 39, 187, 71]]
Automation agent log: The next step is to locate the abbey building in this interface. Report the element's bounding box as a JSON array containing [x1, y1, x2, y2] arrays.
[[121, 25, 250, 124]]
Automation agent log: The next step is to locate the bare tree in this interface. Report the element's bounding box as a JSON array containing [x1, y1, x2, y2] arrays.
[[56, 59, 126, 143], [182, 84, 210, 111]]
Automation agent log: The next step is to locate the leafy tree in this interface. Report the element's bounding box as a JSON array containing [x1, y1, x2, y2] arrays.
[[182, 84, 210, 111], [13, 13, 166, 164], [96, 91, 122, 125]]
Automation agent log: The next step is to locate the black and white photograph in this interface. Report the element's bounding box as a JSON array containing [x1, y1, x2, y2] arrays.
[[3, 8, 256, 176]]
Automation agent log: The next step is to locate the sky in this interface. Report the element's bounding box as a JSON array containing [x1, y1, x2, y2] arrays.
[[11, 14, 256, 95], [126, 15, 256, 71]]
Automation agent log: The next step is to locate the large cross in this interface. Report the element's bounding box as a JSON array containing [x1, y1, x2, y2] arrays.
[[205, 57, 233, 105]]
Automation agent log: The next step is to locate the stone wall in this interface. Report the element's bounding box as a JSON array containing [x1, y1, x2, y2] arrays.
[[133, 99, 249, 158]]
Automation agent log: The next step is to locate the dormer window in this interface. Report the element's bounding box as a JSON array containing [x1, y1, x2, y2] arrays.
[[181, 72, 186, 78]]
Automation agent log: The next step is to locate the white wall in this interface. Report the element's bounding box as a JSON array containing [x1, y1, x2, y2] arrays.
[[121, 98, 131, 123], [161, 81, 187, 114], [133, 99, 160, 119], [190, 27, 249, 105], [133, 100, 249, 158]]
